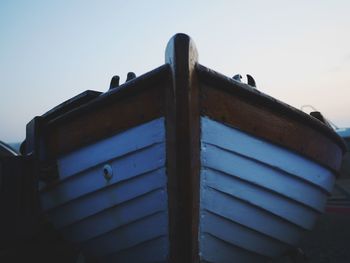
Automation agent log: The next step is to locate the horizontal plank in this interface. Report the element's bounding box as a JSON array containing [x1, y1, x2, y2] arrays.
[[57, 117, 165, 179], [41, 143, 165, 210], [46, 84, 166, 157], [81, 211, 168, 258], [101, 235, 168, 263], [202, 143, 327, 211], [201, 117, 335, 193], [203, 169, 318, 229], [201, 187, 304, 245], [200, 233, 264, 263], [62, 189, 167, 243], [48, 169, 166, 229], [200, 84, 344, 172], [201, 211, 288, 258]]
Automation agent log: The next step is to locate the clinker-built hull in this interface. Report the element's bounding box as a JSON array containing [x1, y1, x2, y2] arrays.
[[25, 34, 346, 262]]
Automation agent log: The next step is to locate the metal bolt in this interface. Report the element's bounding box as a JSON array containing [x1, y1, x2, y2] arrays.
[[103, 164, 113, 181]]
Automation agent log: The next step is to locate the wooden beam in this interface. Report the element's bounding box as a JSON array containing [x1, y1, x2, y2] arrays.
[[200, 82, 343, 172]]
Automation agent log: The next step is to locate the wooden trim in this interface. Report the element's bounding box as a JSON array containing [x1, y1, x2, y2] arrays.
[[200, 83, 343, 172], [42, 90, 102, 121], [30, 65, 170, 158], [197, 64, 346, 154], [45, 84, 165, 158], [46, 65, 169, 128], [165, 34, 200, 263]]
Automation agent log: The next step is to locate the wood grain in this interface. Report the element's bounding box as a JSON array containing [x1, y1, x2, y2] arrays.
[[45, 85, 165, 157], [165, 33, 201, 263], [200, 84, 343, 172]]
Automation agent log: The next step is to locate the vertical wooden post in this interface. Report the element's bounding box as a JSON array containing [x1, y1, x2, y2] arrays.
[[165, 33, 200, 262]]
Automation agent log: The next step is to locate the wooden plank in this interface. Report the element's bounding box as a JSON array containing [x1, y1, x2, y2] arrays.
[[80, 211, 168, 258], [41, 145, 166, 211], [24, 64, 170, 160], [200, 83, 343, 172], [202, 168, 318, 230], [56, 117, 165, 179], [201, 117, 335, 193], [61, 188, 167, 243], [42, 90, 102, 121], [201, 142, 327, 211], [201, 187, 304, 245], [201, 212, 287, 258], [165, 33, 200, 263], [46, 84, 165, 157], [48, 170, 166, 230]]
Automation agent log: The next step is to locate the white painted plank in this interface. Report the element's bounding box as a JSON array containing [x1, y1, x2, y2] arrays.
[[41, 143, 165, 210], [101, 236, 168, 263], [58, 117, 165, 179], [203, 169, 318, 229], [202, 143, 327, 212], [201, 187, 304, 245], [201, 117, 335, 193], [201, 211, 288, 258], [200, 233, 265, 263], [62, 189, 167, 243], [49, 169, 166, 229], [81, 212, 168, 258]]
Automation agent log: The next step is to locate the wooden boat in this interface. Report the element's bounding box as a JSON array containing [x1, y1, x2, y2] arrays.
[[24, 34, 346, 262]]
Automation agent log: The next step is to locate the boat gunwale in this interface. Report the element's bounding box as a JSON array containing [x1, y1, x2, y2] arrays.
[[196, 63, 346, 153], [45, 64, 170, 128]]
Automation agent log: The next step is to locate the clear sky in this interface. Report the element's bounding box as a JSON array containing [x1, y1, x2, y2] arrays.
[[1, 0, 349, 143]]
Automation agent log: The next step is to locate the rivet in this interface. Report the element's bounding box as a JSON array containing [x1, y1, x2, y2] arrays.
[[103, 164, 113, 181]]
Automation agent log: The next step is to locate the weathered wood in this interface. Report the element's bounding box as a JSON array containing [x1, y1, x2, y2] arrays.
[[42, 65, 169, 158], [197, 64, 346, 154], [199, 73, 344, 172], [42, 90, 102, 121], [22, 33, 347, 262], [46, 86, 164, 157], [165, 33, 200, 263]]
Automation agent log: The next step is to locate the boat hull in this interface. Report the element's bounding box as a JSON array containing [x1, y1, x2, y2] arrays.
[[40, 118, 169, 262], [199, 117, 334, 262], [25, 33, 345, 262]]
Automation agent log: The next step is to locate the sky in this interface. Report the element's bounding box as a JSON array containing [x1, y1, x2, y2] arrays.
[[1, 0, 349, 143]]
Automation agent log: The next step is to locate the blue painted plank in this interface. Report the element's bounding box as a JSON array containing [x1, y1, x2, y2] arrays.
[[61, 188, 167, 243], [201, 187, 304, 245], [202, 143, 327, 212], [203, 168, 318, 229], [201, 117, 335, 193], [101, 236, 168, 263], [81, 211, 168, 258], [41, 143, 165, 210], [201, 211, 288, 258], [200, 233, 265, 263], [58, 117, 165, 179], [40, 117, 169, 262], [48, 169, 166, 229]]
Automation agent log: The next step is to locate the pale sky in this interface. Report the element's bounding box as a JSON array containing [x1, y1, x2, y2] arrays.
[[1, 0, 350, 143]]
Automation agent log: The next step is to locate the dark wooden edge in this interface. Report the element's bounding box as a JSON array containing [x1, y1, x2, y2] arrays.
[[165, 33, 200, 263], [197, 64, 347, 154], [198, 64, 345, 172], [42, 90, 102, 122], [46, 64, 169, 128], [45, 84, 165, 157], [25, 64, 170, 160]]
